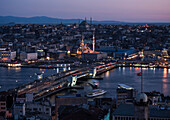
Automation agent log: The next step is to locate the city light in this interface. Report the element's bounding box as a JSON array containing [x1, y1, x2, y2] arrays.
[[46, 56, 50, 60], [0, 11, 169, 120], [8, 63, 21, 67], [67, 50, 70, 54]]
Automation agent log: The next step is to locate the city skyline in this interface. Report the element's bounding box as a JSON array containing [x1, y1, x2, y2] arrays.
[[0, 2, 170, 118], [0, 0, 170, 23]]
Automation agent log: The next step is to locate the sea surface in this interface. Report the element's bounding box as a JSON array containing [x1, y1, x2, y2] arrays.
[[0, 67, 169, 97], [98, 67, 170, 97], [0, 67, 64, 91]]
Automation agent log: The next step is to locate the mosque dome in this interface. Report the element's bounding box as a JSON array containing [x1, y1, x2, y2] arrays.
[[136, 92, 148, 103], [79, 20, 90, 29]]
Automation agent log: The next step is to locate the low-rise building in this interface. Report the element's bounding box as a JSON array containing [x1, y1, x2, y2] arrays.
[[20, 52, 38, 61], [13, 101, 51, 120], [13, 103, 26, 120], [116, 84, 137, 106], [55, 96, 87, 120], [113, 93, 170, 120], [0, 48, 16, 62], [0, 101, 6, 113], [113, 103, 170, 120], [49, 51, 67, 60], [82, 52, 107, 60], [0, 91, 15, 119]]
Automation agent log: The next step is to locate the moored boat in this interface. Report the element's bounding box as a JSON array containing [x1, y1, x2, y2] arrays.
[[88, 79, 99, 88], [87, 89, 106, 97]]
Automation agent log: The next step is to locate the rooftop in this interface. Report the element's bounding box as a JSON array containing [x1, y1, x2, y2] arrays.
[[113, 104, 170, 118]]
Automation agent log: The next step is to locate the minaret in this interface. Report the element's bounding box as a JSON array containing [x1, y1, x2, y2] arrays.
[[93, 33, 95, 52], [90, 17, 92, 25], [90, 17, 92, 30], [79, 19, 80, 25], [81, 35, 84, 46]]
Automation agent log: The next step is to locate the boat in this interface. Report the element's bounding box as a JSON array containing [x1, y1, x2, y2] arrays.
[[8, 62, 22, 67], [118, 84, 134, 90], [88, 79, 99, 88], [86, 89, 106, 97]]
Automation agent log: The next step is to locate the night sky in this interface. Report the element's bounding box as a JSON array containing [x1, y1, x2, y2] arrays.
[[0, 0, 170, 22]]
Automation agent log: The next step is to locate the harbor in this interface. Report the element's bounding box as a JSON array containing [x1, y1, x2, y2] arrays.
[[0, 65, 169, 96]]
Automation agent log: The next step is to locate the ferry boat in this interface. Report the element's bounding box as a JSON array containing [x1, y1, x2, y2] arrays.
[[118, 84, 134, 90], [86, 89, 106, 97], [8, 62, 21, 67]]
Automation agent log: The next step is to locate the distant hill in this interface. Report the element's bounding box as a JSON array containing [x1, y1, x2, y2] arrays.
[[0, 16, 169, 25], [0, 16, 123, 25]]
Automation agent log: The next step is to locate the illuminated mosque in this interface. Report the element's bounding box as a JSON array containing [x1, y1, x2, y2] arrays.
[[77, 34, 97, 54], [76, 34, 107, 60]]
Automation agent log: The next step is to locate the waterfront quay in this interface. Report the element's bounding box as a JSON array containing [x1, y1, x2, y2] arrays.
[[0, 57, 169, 69], [117, 60, 170, 68], [0, 61, 76, 69]]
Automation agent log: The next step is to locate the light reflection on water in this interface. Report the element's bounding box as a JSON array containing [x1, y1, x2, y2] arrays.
[[163, 68, 168, 95], [8, 67, 21, 72], [106, 71, 109, 78], [0, 67, 169, 97], [98, 67, 170, 96]]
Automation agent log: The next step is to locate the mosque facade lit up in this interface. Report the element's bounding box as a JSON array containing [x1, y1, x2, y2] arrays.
[[77, 34, 98, 55]]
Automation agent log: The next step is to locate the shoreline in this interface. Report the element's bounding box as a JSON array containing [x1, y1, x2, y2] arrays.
[[0, 64, 169, 69]]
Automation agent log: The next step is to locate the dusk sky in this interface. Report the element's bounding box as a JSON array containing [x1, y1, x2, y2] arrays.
[[0, 0, 170, 22]]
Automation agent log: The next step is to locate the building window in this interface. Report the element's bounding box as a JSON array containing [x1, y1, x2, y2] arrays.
[[1, 103, 6, 105], [46, 108, 49, 111], [1, 107, 5, 109], [33, 108, 37, 111]]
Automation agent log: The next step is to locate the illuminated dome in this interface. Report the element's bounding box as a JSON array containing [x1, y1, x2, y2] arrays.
[[136, 93, 148, 103], [77, 39, 93, 54], [77, 34, 99, 55]]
